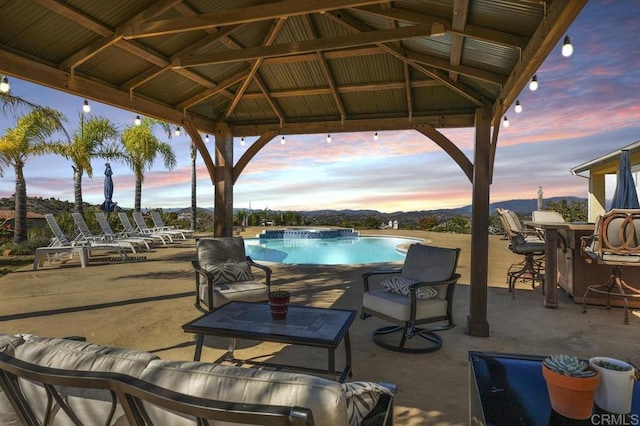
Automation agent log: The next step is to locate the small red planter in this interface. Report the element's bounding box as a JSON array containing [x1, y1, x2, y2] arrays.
[[268, 294, 290, 320]]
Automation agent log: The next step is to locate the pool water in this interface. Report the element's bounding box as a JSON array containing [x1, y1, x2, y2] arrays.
[[244, 236, 421, 265]]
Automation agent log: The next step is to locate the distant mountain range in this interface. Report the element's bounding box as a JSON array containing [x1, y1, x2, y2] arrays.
[[164, 196, 587, 218], [1, 196, 586, 220]]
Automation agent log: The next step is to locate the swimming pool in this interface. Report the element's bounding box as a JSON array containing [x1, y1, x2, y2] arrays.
[[244, 236, 422, 265]]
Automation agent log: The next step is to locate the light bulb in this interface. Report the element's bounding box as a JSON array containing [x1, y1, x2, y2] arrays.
[[134, 115, 141, 125], [175, 127, 180, 136], [529, 75, 538, 91], [562, 35, 573, 58], [0, 76, 10, 93], [281, 136, 286, 145], [82, 100, 91, 113], [240, 137, 245, 146], [373, 132, 379, 141], [515, 100, 522, 114], [503, 116, 509, 128], [205, 134, 209, 142], [327, 134, 331, 143]]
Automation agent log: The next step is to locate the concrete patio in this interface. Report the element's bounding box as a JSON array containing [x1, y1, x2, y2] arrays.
[[1, 228, 638, 425]]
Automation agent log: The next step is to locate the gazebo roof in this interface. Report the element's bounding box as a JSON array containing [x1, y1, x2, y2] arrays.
[[0, 0, 586, 137]]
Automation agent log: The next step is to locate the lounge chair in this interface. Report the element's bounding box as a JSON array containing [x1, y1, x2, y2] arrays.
[[118, 212, 173, 244], [34, 214, 91, 269], [150, 211, 194, 238], [95, 212, 153, 250], [71, 213, 141, 254], [133, 211, 186, 240]]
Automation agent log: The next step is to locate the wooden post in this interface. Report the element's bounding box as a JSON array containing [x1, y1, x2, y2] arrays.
[[213, 123, 234, 237], [466, 107, 491, 337]]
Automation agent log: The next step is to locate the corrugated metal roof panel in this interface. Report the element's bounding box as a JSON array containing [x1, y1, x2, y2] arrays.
[[470, 0, 543, 36]]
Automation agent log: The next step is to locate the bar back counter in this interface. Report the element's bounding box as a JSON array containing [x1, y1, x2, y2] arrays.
[[525, 221, 640, 309]]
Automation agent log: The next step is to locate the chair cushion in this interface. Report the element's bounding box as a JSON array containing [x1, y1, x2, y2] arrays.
[[363, 289, 448, 322], [139, 359, 347, 426], [197, 237, 247, 265], [381, 276, 438, 299], [341, 381, 393, 426], [401, 244, 457, 283], [0, 334, 26, 426], [199, 281, 268, 308], [204, 260, 254, 284]]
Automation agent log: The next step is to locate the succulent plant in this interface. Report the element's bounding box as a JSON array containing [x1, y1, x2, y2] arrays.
[[543, 354, 597, 378], [268, 289, 290, 297]]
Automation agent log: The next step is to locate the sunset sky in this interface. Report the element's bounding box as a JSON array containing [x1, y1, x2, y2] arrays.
[[1, 0, 639, 213]]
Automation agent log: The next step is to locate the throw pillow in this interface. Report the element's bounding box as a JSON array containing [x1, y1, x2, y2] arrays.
[[381, 276, 438, 299], [204, 261, 254, 285], [341, 381, 393, 426]]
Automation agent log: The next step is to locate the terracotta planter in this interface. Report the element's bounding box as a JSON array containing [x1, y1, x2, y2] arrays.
[[542, 364, 599, 419], [589, 357, 635, 414], [268, 295, 290, 320]]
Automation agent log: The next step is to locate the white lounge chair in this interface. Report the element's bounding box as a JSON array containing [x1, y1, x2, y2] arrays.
[[118, 212, 173, 244], [71, 212, 138, 255], [133, 212, 186, 240], [150, 211, 194, 239], [95, 212, 153, 250]]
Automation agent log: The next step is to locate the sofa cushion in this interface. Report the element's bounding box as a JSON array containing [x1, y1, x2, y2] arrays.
[[14, 336, 158, 425], [0, 334, 26, 426], [140, 359, 348, 426]]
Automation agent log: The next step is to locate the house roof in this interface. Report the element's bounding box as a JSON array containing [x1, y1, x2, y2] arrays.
[[0, 0, 586, 140], [0, 211, 46, 220], [571, 140, 640, 176]]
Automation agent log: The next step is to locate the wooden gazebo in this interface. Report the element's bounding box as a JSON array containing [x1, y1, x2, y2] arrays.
[[0, 0, 588, 336]]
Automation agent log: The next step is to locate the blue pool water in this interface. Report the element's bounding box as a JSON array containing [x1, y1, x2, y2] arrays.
[[244, 236, 421, 265]]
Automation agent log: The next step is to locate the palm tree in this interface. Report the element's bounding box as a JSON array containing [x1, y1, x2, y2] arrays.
[[49, 114, 121, 215], [0, 108, 65, 243], [120, 118, 176, 212]]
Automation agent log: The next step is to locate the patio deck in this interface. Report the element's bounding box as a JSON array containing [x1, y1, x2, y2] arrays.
[[1, 228, 638, 425]]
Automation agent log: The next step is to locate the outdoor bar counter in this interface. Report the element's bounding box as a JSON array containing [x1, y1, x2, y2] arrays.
[[524, 221, 640, 309]]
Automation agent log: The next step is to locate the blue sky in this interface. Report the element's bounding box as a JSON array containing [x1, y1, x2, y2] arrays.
[[1, 0, 639, 213]]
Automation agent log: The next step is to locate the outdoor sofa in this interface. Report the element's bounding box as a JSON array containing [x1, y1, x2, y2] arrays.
[[0, 333, 395, 425]]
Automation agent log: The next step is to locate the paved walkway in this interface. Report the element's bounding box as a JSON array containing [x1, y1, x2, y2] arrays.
[[1, 228, 638, 425]]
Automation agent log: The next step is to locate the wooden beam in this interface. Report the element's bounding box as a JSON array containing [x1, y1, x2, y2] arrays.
[[121, 0, 387, 39], [175, 24, 434, 67], [414, 125, 473, 182], [231, 114, 475, 136], [233, 131, 278, 184], [448, 0, 469, 81]]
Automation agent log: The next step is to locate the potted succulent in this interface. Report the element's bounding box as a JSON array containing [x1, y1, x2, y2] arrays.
[[589, 357, 637, 414], [542, 354, 599, 419], [267, 289, 291, 320]]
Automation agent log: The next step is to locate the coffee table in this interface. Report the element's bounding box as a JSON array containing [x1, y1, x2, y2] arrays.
[[182, 301, 357, 382]]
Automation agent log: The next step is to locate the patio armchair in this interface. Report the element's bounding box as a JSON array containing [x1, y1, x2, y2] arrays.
[[193, 237, 272, 313], [581, 209, 640, 324], [360, 244, 461, 353], [497, 208, 545, 297]]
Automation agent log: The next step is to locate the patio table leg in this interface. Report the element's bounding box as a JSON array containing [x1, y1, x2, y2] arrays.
[[194, 334, 204, 361]]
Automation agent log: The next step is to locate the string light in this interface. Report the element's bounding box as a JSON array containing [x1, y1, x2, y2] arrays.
[[82, 100, 91, 113], [503, 116, 509, 128], [373, 132, 379, 141], [281, 136, 286, 145], [515, 100, 522, 114], [134, 115, 141, 125], [175, 127, 181, 136], [327, 134, 331, 143], [0, 76, 10, 93], [562, 35, 573, 57], [205, 134, 209, 142], [240, 137, 245, 146], [529, 75, 538, 91]]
